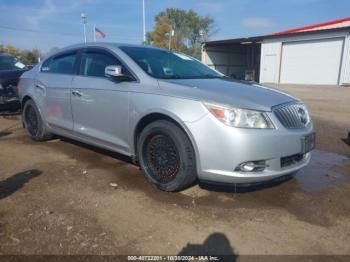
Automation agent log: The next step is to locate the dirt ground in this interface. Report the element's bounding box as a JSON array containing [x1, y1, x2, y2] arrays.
[[0, 84, 349, 257]]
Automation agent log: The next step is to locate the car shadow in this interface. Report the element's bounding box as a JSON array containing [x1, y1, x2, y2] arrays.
[[58, 136, 135, 165], [341, 132, 350, 146], [0, 131, 12, 138], [0, 169, 42, 199], [54, 136, 293, 194], [178, 232, 238, 261], [198, 174, 294, 193]]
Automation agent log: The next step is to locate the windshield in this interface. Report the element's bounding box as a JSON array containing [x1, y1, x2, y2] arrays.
[[120, 46, 223, 79], [0, 54, 26, 71]]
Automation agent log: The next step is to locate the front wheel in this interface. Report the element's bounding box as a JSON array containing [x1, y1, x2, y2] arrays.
[[23, 99, 53, 141], [137, 120, 197, 192]]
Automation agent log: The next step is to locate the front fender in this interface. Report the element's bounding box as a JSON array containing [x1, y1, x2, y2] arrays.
[[129, 92, 208, 166]]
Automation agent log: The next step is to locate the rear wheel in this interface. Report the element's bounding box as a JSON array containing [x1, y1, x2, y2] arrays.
[[23, 99, 52, 141], [137, 120, 197, 192]]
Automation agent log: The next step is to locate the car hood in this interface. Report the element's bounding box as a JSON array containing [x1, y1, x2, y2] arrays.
[[158, 78, 298, 111]]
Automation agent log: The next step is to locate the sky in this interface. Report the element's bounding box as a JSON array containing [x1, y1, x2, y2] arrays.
[[0, 0, 350, 52]]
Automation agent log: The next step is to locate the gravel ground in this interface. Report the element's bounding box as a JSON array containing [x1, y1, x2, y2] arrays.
[[0, 84, 349, 257]]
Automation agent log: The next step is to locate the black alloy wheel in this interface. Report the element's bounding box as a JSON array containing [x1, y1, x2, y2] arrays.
[[22, 99, 53, 141], [24, 104, 39, 137], [137, 120, 197, 192], [143, 133, 180, 184]]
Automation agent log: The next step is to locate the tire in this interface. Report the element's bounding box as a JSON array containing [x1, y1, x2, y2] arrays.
[[22, 99, 53, 141], [137, 120, 197, 192]]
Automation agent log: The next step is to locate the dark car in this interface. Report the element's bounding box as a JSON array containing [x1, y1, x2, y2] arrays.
[[0, 52, 28, 112]]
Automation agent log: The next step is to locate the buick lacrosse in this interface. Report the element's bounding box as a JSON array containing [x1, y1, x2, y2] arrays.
[[18, 43, 315, 191]]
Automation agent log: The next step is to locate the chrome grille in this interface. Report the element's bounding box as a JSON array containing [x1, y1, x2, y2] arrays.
[[273, 103, 309, 129]]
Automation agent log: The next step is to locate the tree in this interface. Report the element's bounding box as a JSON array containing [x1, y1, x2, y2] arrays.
[[0, 45, 22, 57], [146, 8, 216, 59], [21, 49, 41, 65], [146, 16, 172, 49], [0, 45, 41, 65]]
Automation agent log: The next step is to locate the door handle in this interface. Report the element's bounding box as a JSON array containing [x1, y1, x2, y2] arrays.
[[72, 90, 83, 97], [35, 84, 46, 90], [35, 84, 46, 96]]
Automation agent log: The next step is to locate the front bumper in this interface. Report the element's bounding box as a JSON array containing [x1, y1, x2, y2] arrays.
[[185, 110, 314, 184], [0, 84, 20, 112]]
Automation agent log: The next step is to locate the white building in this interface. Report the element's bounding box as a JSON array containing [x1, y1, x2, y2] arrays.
[[202, 17, 350, 86]]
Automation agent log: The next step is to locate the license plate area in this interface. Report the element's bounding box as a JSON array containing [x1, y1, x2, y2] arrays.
[[301, 133, 316, 154]]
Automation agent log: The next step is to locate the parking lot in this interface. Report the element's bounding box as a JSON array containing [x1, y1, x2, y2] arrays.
[[0, 84, 349, 256]]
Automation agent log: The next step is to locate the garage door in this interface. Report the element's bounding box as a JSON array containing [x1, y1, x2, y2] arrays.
[[280, 38, 344, 85]]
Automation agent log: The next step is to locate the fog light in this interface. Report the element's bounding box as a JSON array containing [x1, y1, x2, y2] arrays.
[[240, 162, 256, 172], [235, 160, 267, 172]]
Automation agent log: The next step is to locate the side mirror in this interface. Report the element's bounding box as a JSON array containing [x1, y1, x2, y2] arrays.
[[105, 65, 133, 82]]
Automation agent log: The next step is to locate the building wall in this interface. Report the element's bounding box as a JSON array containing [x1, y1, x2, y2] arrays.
[[201, 44, 260, 81], [259, 41, 282, 83], [340, 32, 350, 84], [260, 30, 350, 85], [202, 45, 247, 76]]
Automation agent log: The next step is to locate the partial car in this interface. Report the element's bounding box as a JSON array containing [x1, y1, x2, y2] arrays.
[[0, 52, 27, 112], [18, 43, 315, 191]]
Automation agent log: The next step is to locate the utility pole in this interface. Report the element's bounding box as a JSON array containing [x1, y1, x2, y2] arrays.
[[199, 29, 204, 42], [142, 0, 146, 43], [81, 13, 87, 43], [168, 26, 174, 50], [93, 25, 96, 42]]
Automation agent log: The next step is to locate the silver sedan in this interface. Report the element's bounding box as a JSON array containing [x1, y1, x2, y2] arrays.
[[18, 43, 315, 191]]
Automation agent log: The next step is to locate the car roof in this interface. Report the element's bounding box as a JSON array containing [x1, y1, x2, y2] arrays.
[[43, 42, 177, 62], [59, 42, 165, 52]]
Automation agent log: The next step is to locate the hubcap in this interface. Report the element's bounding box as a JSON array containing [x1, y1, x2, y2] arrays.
[[25, 105, 39, 136], [143, 133, 180, 184]]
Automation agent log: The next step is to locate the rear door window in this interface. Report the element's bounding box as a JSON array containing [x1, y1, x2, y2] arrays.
[[41, 58, 51, 72], [43, 53, 77, 74]]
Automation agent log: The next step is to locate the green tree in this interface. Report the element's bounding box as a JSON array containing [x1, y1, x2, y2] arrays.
[[0, 45, 22, 57], [146, 16, 173, 49], [21, 49, 41, 65], [0, 45, 41, 65], [146, 8, 216, 59]]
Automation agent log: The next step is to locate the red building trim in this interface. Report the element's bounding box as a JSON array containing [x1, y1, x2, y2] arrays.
[[273, 17, 350, 35]]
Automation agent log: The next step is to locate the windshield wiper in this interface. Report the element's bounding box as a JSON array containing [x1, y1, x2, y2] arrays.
[[191, 74, 224, 79], [162, 74, 183, 79], [162, 74, 224, 79]]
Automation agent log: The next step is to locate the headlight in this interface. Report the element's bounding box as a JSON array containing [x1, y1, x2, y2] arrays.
[[203, 102, 275, 129], [296, 103, 310, 126]]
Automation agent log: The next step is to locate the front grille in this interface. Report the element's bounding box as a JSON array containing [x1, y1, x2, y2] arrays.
[[281, 154, 304, 168], [273, 103, 307, 129]]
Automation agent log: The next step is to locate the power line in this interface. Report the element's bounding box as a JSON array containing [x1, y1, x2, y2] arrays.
[[0, 25, 142, 41], [0, 25, 79, 37]]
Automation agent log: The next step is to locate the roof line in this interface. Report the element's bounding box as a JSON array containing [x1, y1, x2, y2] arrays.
[[272, 16, 350, 35], [203, 26, 350, 47]]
